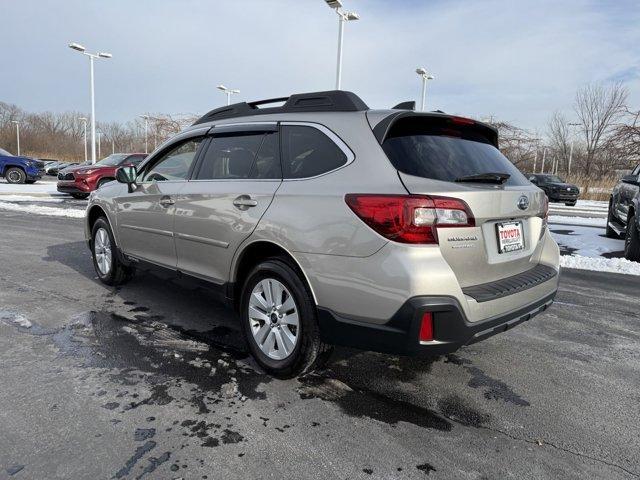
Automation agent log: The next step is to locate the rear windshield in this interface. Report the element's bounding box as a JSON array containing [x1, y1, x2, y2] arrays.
[[382, 117, 528, 186]]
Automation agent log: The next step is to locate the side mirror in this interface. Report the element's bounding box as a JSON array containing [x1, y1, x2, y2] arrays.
[[116, 165, 137, 193], [621, 174, 640, 186]]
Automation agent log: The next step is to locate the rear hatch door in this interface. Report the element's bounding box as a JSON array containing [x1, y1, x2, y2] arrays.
[[380, 113, 546, 287]]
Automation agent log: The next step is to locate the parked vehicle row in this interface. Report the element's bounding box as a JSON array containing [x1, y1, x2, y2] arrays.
[[85, 90, 560, 377], [57, 153, 146, 199], [45, 161, 81, 176]]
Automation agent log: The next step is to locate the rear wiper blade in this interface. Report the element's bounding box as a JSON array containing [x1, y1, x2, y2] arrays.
[[455, 172, 511, 184]]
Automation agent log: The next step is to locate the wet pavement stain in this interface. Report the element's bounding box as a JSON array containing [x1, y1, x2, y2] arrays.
[[298, 374, 452, 431], [6, 464, 25, 476], [437, 395, 490, 427], [444, 355, 530, 407], [136, 451, 171, 479], [114, 440, 157, 479], [134, 428, 156, 441], [416, 463, 437, 475]]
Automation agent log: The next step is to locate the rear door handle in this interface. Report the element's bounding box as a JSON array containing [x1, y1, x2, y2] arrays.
[[159, 195, 175, 207], [233, 195, 258, 210]]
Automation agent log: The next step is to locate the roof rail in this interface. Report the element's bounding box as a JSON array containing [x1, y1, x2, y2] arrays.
[[192, 90, 369, 125]]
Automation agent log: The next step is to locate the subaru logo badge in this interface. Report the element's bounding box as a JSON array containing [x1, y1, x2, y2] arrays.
[[517, 195, 529, 211]]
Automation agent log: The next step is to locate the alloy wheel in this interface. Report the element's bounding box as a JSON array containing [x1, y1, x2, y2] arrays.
[[94, 227, 112, 275], [248, 278, 299, 360]]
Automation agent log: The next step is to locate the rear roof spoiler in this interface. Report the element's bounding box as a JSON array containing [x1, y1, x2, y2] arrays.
[[372, 111, 499, 148]]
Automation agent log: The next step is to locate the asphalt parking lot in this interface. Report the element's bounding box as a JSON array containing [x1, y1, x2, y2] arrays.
[[1, 209, 639, 480]]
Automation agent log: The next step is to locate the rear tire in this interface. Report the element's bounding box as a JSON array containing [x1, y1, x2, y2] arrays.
[[605, 201, 618, 238], [72, 193, 90, 199], [565, 201, 576, 206], [5, 167, 26, 184], [240, 257, 332, 378], [624, 214, 640, 262], [25, 180, 36, 184], [91, 217, 135, 286]]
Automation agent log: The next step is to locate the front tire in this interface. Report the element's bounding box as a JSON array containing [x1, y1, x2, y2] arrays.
[[624, 214, 640, 262], [5, 167, 26, 184], [72, 193, 90, 199], [565, 201, 576, 206], [240, 258, 332, 378], [91, 217, 135, 285]]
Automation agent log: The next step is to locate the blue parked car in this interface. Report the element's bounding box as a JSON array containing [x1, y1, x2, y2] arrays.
[[0, 147, 45, 184]]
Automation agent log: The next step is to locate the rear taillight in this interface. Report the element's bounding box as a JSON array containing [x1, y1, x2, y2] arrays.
[[344, 194, 475, 244]]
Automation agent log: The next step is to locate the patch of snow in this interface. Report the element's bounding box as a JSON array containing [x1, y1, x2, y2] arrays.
[[560, 255, 640, 276], [0, 181, 59, 195], [0, 201, 85, 218], [548, 215, 606, 227], [0, 311, 32, 328], [0, 195, 69, 203]]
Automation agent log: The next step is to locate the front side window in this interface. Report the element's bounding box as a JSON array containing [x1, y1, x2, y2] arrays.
[[195, 131, 281, 180], [142, 138, 202, 182], [281, 125, 347, 179]]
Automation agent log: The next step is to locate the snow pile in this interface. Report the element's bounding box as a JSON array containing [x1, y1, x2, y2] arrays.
[[0, 311, 32, 328], [561, 255, 640, 276], [548, 215, 606, 227], [0, 201, 84, 218]]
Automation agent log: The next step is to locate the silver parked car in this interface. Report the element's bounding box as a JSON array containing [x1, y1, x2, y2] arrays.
[[85, 90, 560, 377]]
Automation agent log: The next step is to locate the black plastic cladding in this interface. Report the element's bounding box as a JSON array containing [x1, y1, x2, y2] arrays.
[[192, 90, 370, 125]]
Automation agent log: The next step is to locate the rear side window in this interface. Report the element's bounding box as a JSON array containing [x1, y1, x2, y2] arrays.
[[196, 132, 281, 180], [281, 125, 347, 179], [382, 117, 528, 186]]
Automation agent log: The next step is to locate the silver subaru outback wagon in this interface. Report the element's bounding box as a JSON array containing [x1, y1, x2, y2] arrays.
[[85, 90, 560, 377]]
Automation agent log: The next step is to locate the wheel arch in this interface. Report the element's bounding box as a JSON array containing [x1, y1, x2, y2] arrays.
[[87, 204, 117, 244], [230, 240, 317, 311]]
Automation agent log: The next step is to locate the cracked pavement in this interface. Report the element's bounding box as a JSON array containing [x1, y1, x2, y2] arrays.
[[0, 209, 639, 479]]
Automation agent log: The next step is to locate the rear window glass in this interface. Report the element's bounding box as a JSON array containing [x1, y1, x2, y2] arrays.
[[382, 117, 528, 186], [281, 125, 347, 179]]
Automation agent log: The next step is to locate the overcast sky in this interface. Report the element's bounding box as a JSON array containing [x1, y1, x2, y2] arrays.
[[2, 0, 639, 132]]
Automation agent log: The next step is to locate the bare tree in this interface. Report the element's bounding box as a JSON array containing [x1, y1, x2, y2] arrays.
[[574, 82, 628, 176], [547, 111, 571, 172]]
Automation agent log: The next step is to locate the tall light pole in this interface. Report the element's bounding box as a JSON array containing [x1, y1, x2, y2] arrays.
[[567, 122, 581, 176], [325, 0, 359, 90], [68, 43, 112, 164], [78, 117, 88, 163], [97, 131, 102, 159], [139, 115, 150, 154], [10, 121, 20, 156], [416, 68, 435, 111], [217, 85, 240, 106]]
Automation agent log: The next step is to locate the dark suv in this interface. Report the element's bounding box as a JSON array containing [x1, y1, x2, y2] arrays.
[[527, 174, 580, 206], [606, 164, 640, 261]]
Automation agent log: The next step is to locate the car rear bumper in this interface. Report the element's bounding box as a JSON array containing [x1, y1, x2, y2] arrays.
[[317, 289, 556, 355]]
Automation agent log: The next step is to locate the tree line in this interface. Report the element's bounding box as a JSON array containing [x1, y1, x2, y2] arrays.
[[0, 101, 195, 161], [1, 83, 639, 179]]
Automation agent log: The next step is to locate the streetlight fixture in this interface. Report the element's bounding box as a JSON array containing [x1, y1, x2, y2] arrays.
[[78, 117, 88, 163], [10, 121, 20, 156], [416, 67, 435, 111], [68, 42, 112, 164], [325, 0, 359, 90], [567, 122, 581, 176], [139, 115, 151, 154], [217, 85, 240, 106]]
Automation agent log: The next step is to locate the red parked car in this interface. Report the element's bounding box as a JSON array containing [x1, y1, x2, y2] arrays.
[[57, 153, 146, 199]]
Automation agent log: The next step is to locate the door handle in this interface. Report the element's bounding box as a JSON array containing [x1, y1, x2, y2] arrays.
[[233, 195, 258, 210], [159, 195, 175, 207]]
